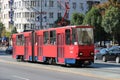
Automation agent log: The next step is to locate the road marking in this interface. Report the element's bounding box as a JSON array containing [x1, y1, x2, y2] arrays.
[[0, 59, 120, 80], [13, 75, 30, 80]]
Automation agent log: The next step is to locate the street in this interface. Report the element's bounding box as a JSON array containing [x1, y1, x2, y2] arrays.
[[0, 0, 120, 79], [0, 54, 120, 80]]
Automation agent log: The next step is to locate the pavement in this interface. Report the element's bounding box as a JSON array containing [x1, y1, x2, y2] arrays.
[[0, 46, 8, 51], [0, 46, 8, 55]]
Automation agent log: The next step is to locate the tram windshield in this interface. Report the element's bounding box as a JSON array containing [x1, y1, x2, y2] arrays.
[[76, 28, 94, 45]]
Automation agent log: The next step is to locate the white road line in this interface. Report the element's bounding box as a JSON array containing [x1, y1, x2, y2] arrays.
[[12, 75, 30, 80]]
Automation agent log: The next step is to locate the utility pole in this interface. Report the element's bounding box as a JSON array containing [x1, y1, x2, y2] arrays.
[[40, 0, 43, 29]]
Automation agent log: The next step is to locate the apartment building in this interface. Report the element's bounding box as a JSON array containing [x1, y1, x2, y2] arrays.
[[0, 0, 107, 33]]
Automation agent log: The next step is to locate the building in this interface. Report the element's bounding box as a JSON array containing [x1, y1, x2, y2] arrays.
[[0, 0, 1, 22], [0, 0, 107, 33]]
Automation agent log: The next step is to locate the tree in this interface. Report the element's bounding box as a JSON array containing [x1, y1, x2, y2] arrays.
[[1, 27, 6, 37], [11, 27, 17, 34], [108, 0, 120, 7], [83, 7, 102, 26], [5, 32, 11, 38], [83, 7, 108, 45], [102, 6, 120, 45], [0, 22, 4, 37], [71, 13, 84, 25], [96, 0, 120, 9], [1, 27, 12, 39]]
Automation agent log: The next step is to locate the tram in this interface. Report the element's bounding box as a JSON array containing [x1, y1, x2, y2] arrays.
[[12, 25, 94, 66]]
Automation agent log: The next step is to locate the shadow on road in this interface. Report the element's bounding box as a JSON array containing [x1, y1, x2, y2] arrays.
[[89, 62, 120, 68], [0, 54, 119, 69], [59, 62, 120, 68]]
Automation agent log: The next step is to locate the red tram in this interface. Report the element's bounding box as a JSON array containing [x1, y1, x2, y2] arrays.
[[12, 25, 94, 66]]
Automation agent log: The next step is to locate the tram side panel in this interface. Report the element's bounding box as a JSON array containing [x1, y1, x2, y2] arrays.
[[24, 31, 37, 61], [34, 30, 44, 62], [12, 34, 25, 60], [42, 30, 57, 63], [12, 25, 94, 66]]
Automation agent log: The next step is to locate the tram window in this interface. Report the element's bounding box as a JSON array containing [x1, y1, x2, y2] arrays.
[[50, 30, 56, 45], [72, 28, 77, 44], [43, 31, 49, 44], [65, 29, 70, 45], [35, 33, 38, 43], [16, 34, 24, 46]]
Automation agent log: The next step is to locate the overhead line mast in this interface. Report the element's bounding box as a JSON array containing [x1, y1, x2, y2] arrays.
[[57, 0, 70, 26]]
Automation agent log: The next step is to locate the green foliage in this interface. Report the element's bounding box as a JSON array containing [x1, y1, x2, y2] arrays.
[[83, 7, 108, 43], [11, 27, 17, 34], [102, 6, 120, 33], [102, 6, 120, 45], [0, 22, 4, 37], [5, 32, 11, 38], [1, 27, 11, 38], [1, 27, 6, 37], [115, 25, 120, 45], [108, 0, 120, 7], [83, 7, 102, 27], [71, 13, 84, 25]]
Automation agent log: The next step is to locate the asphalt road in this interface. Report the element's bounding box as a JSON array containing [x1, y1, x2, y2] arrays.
[[0, 54, 120, 80], [0, 60, 99, 80]]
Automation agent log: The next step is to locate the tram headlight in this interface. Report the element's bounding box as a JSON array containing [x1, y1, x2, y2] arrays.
[[79, 52, 83, 56], [90, 52, 94, 56]]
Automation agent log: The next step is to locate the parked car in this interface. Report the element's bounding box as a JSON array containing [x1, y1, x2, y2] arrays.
[[94, 47, 103, 54], [95, 48, 108, 60], [5, 46, 13, 54], [102, 46, 120, 63]]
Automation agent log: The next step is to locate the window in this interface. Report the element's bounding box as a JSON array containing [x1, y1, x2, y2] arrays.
[[49, 12, 53, 18], [65, 29, 70, 45], [57, 1, 62, 9], [31, 1, 36, 7], [16, 34, 24, 46], [72, 2, 76, 9], [24, 24, 29, 30], [80, 3, 84, 10], [77, 28, 93, 45], [19, 1, 21, 7], [45, 0, 47, 7], [50, 30, 56, 45], [19, 13, 21, 18], [31, 24, 35, 29], [57, 12, 61, 18], [25, 12, 29, 18], [49, 23, 54, 28], [49, 0, 54, 7], [30, 12, 35, 18], [72, 28, 77, 44], [43, 31, 49, 44], [24, 1, 29, 7]]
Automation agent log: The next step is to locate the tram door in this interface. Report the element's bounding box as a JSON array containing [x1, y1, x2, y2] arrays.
[[57, 33, 64, 63], [37, 35, 43, 61], [12, 38, 16, 58], [24, 37, 29, 60]]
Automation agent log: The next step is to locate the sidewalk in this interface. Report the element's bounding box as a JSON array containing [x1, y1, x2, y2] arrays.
[[0, 46, 8, 51]]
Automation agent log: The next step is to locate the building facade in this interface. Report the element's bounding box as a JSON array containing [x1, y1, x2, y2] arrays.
[[0, 0, 107, 33]]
